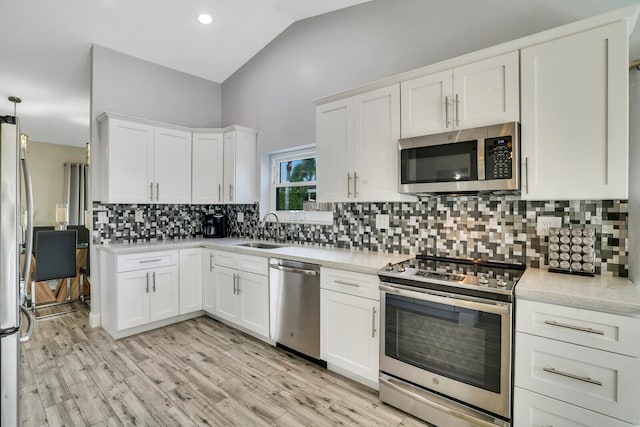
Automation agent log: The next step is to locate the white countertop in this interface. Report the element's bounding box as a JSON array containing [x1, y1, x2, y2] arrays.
[[97, 238, 413, 275], [516, 268, 640, 316]]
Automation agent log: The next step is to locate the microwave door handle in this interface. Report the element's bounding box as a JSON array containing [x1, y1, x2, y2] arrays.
[[477, 138, 485, 180]]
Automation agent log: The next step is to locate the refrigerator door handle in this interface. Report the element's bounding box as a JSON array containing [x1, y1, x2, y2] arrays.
[[20, 140, 34, 299], [19, 305, 34, 343]]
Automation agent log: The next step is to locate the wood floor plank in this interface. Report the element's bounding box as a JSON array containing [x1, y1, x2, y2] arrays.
[[68, 380, 116, 425], [165, 383, 230, 426], [218, 377, 287, 424], [213, 396, 274, 427], [43, 399, 85, 427]]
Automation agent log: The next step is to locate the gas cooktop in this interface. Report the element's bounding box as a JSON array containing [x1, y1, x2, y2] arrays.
[[378, 255, 526, 301]]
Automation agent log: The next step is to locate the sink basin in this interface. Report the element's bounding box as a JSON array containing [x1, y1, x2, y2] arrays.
[[235, 242, 288, 249]]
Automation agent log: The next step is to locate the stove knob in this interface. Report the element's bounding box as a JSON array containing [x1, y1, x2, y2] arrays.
[[397, 264, 406, 273], [385, 262, 394, 271], [496, 278, 506, 287], [478, 275, 489, 285]]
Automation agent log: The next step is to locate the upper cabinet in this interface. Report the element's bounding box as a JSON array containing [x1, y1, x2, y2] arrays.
[[223, 126, 258, 204], [317, 84, 414, 203], [192, 131, 224, 204], [401, 51, 519, 138], [520, 21, 628, 200], [99, 113, 191, 204]]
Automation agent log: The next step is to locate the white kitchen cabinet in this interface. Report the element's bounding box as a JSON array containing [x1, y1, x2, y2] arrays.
[[202, 249, 216, 315], [148, 265, 181, 322], [515, 299, 640, 425], [98, 113, 192, 204], [320, 267, 380, 386], [179, 248, 203, 315], [520, 21, 628, 200], [212, 251, 269, 338], [317, 84, 412, 203], [223, 126, 258, 204], [191, 131, 224, 204], [115, 269, 150, 330], [401, 51, 519, 138]]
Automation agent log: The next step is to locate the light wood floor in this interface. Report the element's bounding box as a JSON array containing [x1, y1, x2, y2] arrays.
[[20, 309, 429, 426]]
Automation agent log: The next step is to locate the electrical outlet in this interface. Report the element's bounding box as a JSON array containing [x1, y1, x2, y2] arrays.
[[135, 209, 143, 222], [536, 216, 562, 236], [237, 212, 244, 223], [376, 214, 390, 230], [97, 212, 108, 224]]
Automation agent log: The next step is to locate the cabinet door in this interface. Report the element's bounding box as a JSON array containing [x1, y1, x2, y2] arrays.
[[222, 132, 236, 203], [521, 21, 628, 200], [116, 270, 150, 330], [238, 271, 269, 338], [153, 127, 192, 204], [353, 84, 404, 202], [453, 51, 519, 130], [202, 249, 216, 315], [400, 69, 453, 138], [192, 133, 224, 204], [149, 265, 180, 323], [320, 289, 379, 383], [316, 98, 354, 202], [179, 248, 203, 315], [105, 119, 154, 203], [214, 266, 240, 323]]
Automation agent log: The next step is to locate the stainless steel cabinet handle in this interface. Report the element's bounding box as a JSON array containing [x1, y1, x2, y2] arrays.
[[347, 173, 352, 198], [543, 367, 603, 386], [19, 306, 35, 343], [544, 320, 604, 335], [455, 93, 460, 126], [232, 273, 237, 294], [353, 172, 359, 198], [236, 274, 241, 294], [218, 184, 222, 202], [145, 272, 149, 293], [156, 183, 159, 201], [371, 307, 377, 338], [445, 96, 450, 128], [209, 253, 214, 271], [229, 184, 234, 201], [152, 271, 156, 292], [150, 182, 154, 201], [525, 157, 529, 194], [139, 258, 162, 264], [335, 279, 360, 287]]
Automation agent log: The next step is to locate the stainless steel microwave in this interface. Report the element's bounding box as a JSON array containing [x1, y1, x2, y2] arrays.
[[399, 122, 519, 194]]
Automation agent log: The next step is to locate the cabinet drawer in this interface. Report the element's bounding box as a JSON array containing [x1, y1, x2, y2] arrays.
[[515, 332, 640, 424], [514, 387, 634, 427], [117, 250, 178, 272], [516, 299, 640, 357], [321, 267, 379, 301], [214, 251, 268, 275]]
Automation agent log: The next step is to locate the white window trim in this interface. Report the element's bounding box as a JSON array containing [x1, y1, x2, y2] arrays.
[[268, 146, 332, 225]]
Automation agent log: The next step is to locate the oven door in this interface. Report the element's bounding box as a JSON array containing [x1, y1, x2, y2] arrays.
[[379, 282, 512, 419]]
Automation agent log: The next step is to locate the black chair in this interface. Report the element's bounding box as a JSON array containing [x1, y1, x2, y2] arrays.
[[31, 226, 55, 255], [68, 226, 91, 306], [31, 230, 77, 317]]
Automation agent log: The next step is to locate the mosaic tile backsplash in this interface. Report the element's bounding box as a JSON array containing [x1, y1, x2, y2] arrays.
[[93, 197, 629, 276]]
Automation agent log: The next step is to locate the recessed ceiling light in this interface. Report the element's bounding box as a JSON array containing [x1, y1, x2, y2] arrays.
[[198, 13, 213, 25]]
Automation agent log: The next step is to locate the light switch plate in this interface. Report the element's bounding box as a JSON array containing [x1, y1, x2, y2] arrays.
[[97, 212, 107, 224], [135, 209, 143, 222], [537, 216, 562, 236], [237, 212, 244, 223], [376, 214, 390, 230]]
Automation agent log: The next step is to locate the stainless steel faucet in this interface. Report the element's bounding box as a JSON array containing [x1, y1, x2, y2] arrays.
[[262, 211, 280, 224]]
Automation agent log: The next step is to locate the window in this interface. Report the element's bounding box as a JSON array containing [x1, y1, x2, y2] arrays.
[[269, 147, 331, 223]]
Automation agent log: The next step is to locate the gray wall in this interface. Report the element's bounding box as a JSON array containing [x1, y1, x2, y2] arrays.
[[221, 0, 638, 214], [630, 72, 640, 283], [91, 44, 222, 199]]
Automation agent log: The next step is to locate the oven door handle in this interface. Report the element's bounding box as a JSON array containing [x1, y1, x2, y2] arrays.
[[379, 283, 510, 315]]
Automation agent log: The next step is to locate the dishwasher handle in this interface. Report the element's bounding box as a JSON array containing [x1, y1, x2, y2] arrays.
[[270, 264, 318, 276]]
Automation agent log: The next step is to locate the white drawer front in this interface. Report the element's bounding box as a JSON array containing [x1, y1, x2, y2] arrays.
[[213, 250, 239, 269], [515, 333, 640, 424], [117, 250, 178, 272], [237, 254, 268, 276], [516, 299, 640, 357], [321, 267, 379, 301], [514, 387, 634, 427]]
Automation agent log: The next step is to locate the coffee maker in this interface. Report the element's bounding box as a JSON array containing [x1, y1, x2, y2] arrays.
[[203, 213, 226, 238]]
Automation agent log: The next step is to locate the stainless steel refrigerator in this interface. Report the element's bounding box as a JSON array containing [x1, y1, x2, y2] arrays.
[[0, 115, 35, 426]]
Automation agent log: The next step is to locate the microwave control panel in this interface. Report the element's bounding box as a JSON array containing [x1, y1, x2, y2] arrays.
[[485, 136, 512, 180]]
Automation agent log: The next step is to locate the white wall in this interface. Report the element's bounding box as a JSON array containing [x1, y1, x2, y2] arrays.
[[630, 71, 640, 284], [25, 141, 86, 226]]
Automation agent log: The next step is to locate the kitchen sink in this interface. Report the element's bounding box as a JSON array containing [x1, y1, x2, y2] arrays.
[[235, 242, 288, 249]]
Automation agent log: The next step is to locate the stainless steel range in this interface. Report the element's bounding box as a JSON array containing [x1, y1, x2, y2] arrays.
[[377, 255, 525, 427]]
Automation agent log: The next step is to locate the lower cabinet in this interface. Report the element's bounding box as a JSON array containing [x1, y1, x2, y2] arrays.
[[179, 248, 202, 314], [213, 252, 269, 339], [320, 267, 380, 386], [202, 249, 216, 314]]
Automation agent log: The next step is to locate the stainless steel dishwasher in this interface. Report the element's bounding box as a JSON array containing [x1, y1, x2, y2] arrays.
[[269, 258, 322, 362]]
